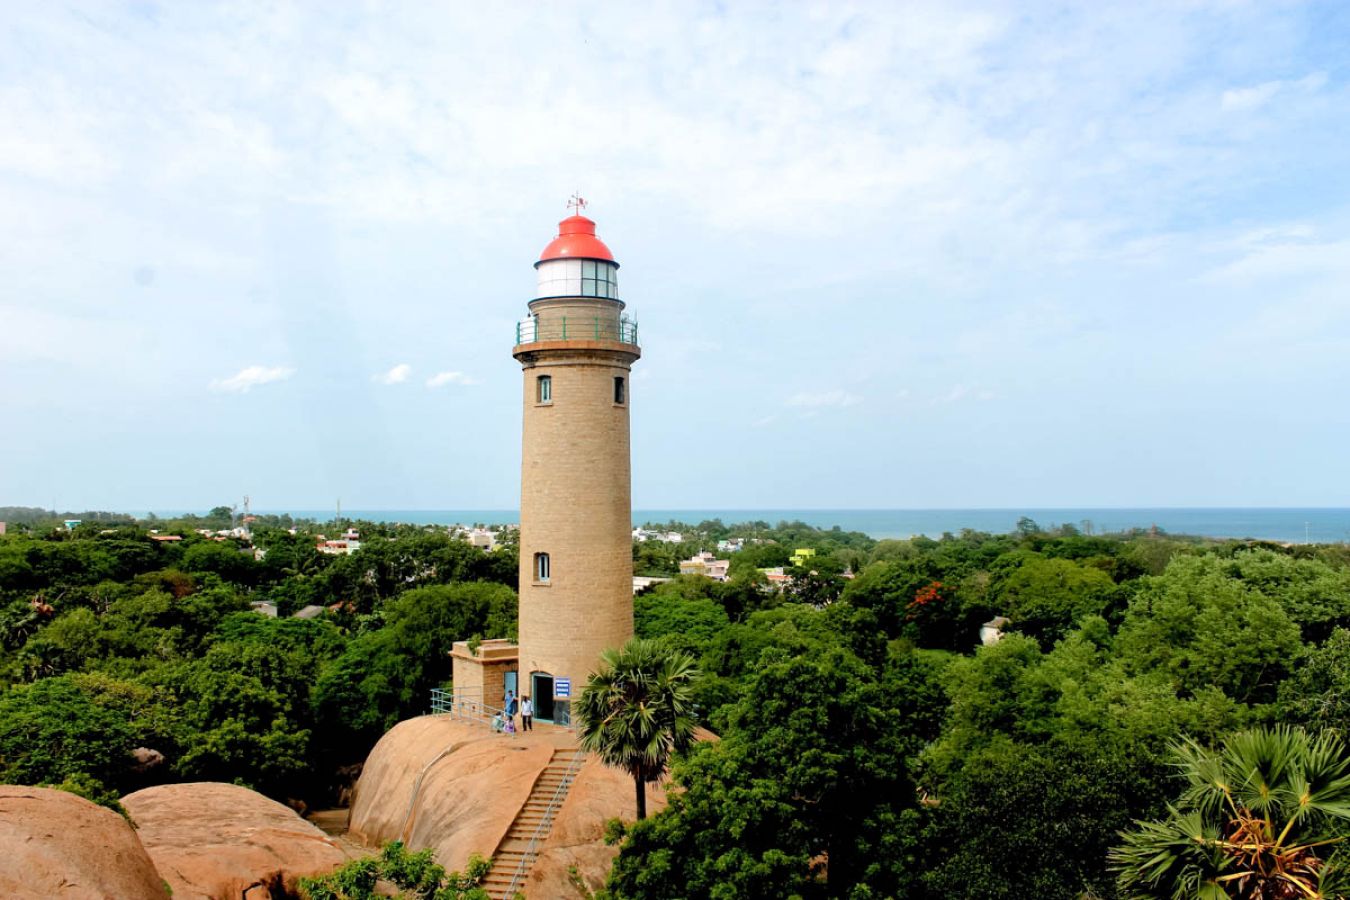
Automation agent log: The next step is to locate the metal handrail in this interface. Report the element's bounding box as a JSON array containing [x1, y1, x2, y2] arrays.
[[516, 316, 638, 346], [503, 751, 588, 897], [396, 740, 468, 840], [431, 687, 516, 734]]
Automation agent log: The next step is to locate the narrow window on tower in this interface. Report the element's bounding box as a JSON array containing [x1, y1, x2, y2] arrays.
[[613, 376, 626, 405], [537, 374, 552, 404], [534, 552, 551, 582]]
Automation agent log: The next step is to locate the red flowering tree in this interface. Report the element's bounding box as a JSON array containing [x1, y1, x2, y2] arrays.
[[900, 581, 969, 648]]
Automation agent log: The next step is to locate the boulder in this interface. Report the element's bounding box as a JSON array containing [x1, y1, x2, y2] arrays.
[[349, 716, 551, 869], [349, 716, 694, 897], [122, 781, 345, 900], [0, 785, 167, 900], [130, 747, 165, 773]]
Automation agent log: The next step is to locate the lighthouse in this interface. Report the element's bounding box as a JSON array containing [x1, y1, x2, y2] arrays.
[[510, 199, 639, 724]]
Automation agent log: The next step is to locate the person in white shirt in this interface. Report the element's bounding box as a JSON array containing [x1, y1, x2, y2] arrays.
[[521, 696, 534, 731]]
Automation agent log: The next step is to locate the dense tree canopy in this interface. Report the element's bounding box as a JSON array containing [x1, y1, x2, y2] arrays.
[[4, 513, 1350, 898], [0, 519, 518, 807], [612, 527, 1350, 899]]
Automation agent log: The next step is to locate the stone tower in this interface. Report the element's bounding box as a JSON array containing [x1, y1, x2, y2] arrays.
[[511, 204, 639, 724]]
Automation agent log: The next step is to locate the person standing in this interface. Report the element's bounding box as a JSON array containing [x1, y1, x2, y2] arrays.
[[503, 690, 516, 731], [521, 695, 534, 731], [507, 691, 519, 730]]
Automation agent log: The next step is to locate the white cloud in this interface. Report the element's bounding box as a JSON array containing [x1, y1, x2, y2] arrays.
[[787, 390, 861, 409], [931, 385, 997, 405], [1200, 236, 1350, 284], [426, 371, 480, 388], [209, 365, 295, 394], [1220, 82, 1282, 113], [1221, 72, 1327, 112], [374, 363, 412, 385]]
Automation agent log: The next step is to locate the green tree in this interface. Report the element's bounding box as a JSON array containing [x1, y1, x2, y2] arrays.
[[1221, 549, 1350, 643], [0, 675, 139, 791], [606, 643, 937, 899], [991, 554, 1117, 644], [298, 841, 491, 900], [1280, 628, 1350, 735], [922, 739, 1170, 899], [577, 637, 698, 820], [182, 540, 260, 585], [314, 583, 516, 748], [1111, 726, 1350, 899], [1116, 555, 1303, 702], [634, 583, 731, 657]]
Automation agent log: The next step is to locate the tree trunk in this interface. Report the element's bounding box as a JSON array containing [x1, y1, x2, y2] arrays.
[[634, 775, 647, 820]]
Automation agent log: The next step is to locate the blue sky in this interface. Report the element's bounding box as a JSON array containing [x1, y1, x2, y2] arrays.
[[2, 1, 1348, 512]]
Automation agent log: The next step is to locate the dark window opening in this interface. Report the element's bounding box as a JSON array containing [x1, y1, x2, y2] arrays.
[[614, 376, 625, 404]]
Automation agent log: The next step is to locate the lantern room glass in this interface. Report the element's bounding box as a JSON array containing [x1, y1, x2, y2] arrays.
[[536, 258, 618, 299]]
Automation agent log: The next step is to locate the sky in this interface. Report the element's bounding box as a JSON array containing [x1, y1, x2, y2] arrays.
[[2, 1, 1349, 513]]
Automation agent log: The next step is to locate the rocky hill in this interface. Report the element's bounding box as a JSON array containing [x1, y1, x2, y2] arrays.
[[349, 715, 674, 897]]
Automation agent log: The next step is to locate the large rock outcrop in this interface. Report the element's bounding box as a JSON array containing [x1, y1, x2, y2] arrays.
[[349, 716, 675, 897], [0, 785, 167, 900], [122, 782, 346, 900], [350, 716, 553, 868]]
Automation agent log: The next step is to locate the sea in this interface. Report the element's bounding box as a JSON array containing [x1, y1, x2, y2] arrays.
[[238, 508, 1350, 544]]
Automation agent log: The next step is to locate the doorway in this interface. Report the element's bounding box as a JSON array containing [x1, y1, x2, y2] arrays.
[[503, 671, 517, 710], [532, 673, 555, 722]]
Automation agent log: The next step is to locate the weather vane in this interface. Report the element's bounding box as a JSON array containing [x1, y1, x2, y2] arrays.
[[567, 192, 588, 215]]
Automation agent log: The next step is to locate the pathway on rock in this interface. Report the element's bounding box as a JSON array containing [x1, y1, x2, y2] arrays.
[[308, 808, 371, 860], [481, 747, 588, 899]]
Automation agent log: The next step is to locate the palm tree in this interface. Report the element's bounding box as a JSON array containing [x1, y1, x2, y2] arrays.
[[1111, 726, 1350, 899], [576, 637, 698, 820]]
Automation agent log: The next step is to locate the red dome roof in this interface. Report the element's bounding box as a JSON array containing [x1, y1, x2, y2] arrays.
[[537, 215, 617, 266]]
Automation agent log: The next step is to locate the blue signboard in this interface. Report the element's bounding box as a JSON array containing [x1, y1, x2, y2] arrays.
[[555, 677, 572, 699]]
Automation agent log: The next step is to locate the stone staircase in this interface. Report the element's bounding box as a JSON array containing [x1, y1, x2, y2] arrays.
[[480, 747, 587, 899]]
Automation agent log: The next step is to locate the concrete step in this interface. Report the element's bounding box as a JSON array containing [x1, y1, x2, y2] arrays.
[[509, 830, 547, 841], [482, 748, 588, 897], [513, 809, 550, 825], [509, 826, 550, 840]]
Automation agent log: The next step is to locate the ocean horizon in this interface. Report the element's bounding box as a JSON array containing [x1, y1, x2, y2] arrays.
[[144, 507, 1350, 544]]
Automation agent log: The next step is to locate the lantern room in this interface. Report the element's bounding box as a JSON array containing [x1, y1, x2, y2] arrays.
[[534, 214, 620, 301]]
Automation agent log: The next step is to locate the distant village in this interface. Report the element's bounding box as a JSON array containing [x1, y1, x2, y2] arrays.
[[0, 513, 867, 631]]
